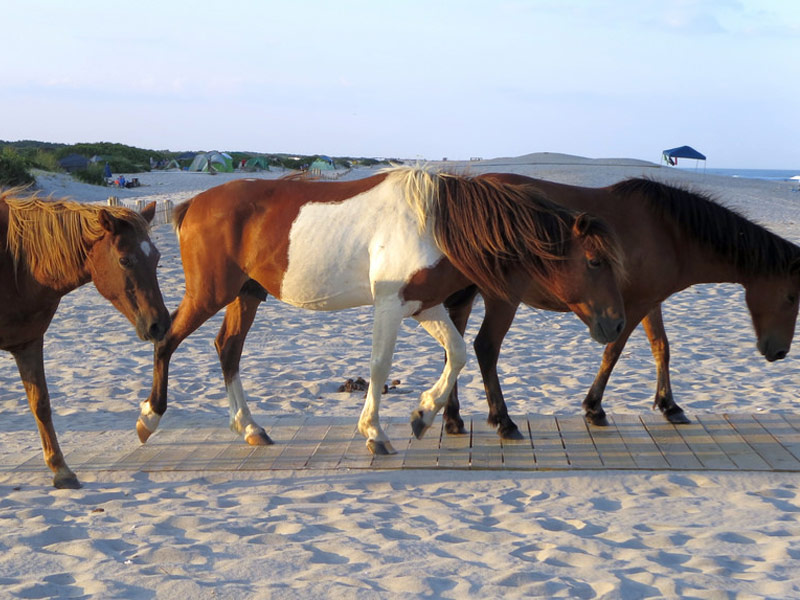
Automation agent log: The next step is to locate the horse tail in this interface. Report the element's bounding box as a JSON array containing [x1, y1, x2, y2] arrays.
[[172, 199, 192, 233], [431, 175, 570, 300]]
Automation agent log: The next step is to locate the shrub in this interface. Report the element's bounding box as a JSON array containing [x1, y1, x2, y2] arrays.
[[0, 147, 35, 187], [73, 164, 107, 186]]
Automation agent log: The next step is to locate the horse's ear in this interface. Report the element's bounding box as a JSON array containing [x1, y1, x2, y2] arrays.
[[140, 201, 156, 224], [572, 213, 593, 237], [98, 209, 118, 234]]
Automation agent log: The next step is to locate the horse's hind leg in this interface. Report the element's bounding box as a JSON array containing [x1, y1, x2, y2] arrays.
[[442, 286, 478, 435], [409, 304, 467, 439], [215, 293, 271, 445], [642, 305, 689, 424], [473, 297, 523, 440], [12, 338, 79, 489], [139, 299, 217, 442]]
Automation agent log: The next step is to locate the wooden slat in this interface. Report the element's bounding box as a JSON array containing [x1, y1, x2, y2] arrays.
[[557, 416, 603, 468], [271, 423, 331, 470], [500, 416, 536, 470], [438, 423, 471, 469], [306, 422, 359, 469], [726, 415, 800, 471], [674, 421, 737, 470], [403, 419, 442, 469], [754, 414, 800, 462], [695, 415, 771, 471], [237, 419, 304, 470], [609, 415, 669, 469], [172, 428, 240, 471], [641, 417, 703, 469], [528, 414, 569, 469], [470, 418, 503, 470], [586, 419, 637, 469]]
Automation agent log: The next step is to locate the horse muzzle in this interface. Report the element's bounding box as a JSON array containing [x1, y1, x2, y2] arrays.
[[758, 336, 789, 362], [590, 315, 626, 345], [137, 313, 171, 342]]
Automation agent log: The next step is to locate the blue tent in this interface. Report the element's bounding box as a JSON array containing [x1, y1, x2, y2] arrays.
[[662, 146, 706, 166]]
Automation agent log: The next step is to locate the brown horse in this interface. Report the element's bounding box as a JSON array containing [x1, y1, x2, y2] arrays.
[[139, 167, 626, 454], [443, 174, 800, 438], [1, 190, 170, 488]]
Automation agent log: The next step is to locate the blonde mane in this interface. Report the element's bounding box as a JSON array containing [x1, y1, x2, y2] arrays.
[[3, 188, 150, 286]]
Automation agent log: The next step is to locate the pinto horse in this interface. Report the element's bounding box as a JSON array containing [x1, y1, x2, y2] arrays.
[[1, 190, 170, 488], [443, 175, 800, 438], [138, 167, 626, 454]]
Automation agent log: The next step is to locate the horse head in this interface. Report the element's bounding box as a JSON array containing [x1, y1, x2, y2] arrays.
[[745, 260, 800, 362], [556, 213, 627, 345], [88, 202, 171, 342]]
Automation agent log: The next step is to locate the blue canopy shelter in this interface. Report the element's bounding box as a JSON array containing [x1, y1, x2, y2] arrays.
[[662, 145, 706, 167]]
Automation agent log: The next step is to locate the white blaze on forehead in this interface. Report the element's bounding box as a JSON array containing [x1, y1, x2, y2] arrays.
[[140, 240, 153, 256]]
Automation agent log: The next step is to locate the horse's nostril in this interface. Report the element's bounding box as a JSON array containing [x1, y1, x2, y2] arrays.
[[774, 350, 787, 361]]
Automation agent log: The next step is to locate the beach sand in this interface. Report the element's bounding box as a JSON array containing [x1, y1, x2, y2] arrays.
[[1, 155, 800, 598]]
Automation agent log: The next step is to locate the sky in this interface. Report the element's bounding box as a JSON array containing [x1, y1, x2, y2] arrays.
[[2, 0, 799, 168]]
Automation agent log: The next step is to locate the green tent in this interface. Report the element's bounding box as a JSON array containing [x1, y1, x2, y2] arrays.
[[188, 151, 234, 173], [309, 158, 334, 171], [243, 157, 270, 171]]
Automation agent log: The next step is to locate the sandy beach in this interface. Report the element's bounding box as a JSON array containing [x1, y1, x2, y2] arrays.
[[2, 154, 800, 598]]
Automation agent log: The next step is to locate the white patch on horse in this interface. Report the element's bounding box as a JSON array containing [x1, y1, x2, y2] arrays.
[[226, 373, 258, 435], [280, 178, 443, 311], [140, 241, 152, 257]]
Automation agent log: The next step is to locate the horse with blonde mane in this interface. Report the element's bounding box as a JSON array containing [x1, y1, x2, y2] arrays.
[[139, 167, 626, 454], [1, 189, 170, 488]]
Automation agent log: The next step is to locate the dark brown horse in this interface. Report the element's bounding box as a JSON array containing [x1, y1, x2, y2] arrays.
[[1, 190, 170, 488], [139, 167, 626, 454], [443, 175, 800, 438]]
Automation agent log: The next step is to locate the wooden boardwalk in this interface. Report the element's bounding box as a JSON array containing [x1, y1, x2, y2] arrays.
[[6, 414, 800, 475]]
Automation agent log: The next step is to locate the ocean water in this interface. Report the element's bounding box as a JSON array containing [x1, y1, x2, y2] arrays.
[[683, 168, 800, 181]]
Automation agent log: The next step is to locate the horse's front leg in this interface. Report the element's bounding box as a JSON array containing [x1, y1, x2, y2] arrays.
[[138, 301, 215, 442], [12, 338, 79, 489], [642, 305, 689, 424], [358, 299, 404, 456], [215, 294, 271, 445], [582, 315, 640, 426], [409, 304, 467, 439]]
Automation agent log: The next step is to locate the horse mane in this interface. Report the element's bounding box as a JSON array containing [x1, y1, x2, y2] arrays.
[[387, 167, 625, 300], [3, 188, 150, 286], [611, 178, 800, 275]]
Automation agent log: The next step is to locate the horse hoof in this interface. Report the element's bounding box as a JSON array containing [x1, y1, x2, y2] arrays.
[[367, 439, 396, 455], [585, 413, 609, 427], [444, 420, 467, 435], [136, 419, 153, 443], [54, 473, 81, 490], [665, 410, 691, 425], [498, 425, 524, 440], [410, 411, 428, 439], [245, 430, 273, 446]]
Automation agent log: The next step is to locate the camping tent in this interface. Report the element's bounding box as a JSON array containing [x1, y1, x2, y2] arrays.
[[243, 157, 270, 171], [188, 151, 234, 173], [58, 154, 90, 172], [309, 158, 335, 172], [662, 146, 706, 166]]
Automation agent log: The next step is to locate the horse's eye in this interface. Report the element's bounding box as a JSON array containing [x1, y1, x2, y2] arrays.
[[119, 255, 135, 268], [587, 257, 603, 269]]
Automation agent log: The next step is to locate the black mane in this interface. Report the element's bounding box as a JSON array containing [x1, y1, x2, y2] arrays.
[[610, 178, 800, 275]]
